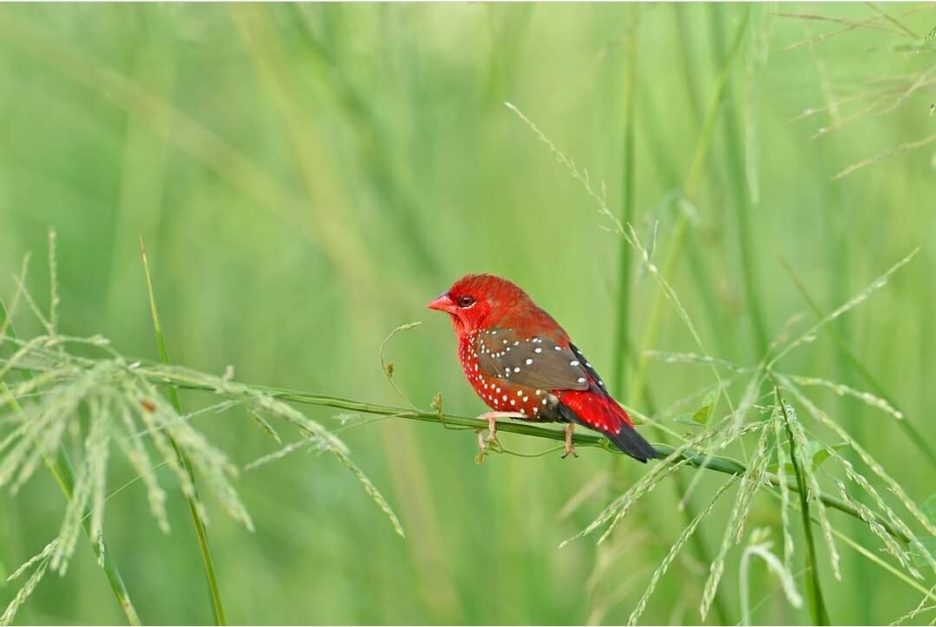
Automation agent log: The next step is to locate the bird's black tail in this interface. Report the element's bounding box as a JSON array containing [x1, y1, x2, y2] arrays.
[[605, 424, 659, 463], [557, 393, 659, 462]]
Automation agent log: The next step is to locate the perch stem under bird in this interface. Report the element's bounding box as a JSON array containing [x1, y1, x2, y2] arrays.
[[428, 273, 658, 462]]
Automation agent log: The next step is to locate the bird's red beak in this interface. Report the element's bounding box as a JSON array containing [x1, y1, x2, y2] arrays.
[[427, 293, 457, 314]]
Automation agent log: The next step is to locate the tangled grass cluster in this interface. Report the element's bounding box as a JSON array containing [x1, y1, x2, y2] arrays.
[[0, 237, 402, 625]]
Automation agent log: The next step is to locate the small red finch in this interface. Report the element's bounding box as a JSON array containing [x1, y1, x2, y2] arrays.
[[428, 273, 657, 461]]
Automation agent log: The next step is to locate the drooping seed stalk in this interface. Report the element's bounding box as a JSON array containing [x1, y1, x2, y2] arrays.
[[0, 300, 141, 626]]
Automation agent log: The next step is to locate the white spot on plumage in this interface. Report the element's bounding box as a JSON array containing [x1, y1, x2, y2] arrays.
[[525, 358, 533, 365], [502, 394, 508, 401], [516, 390, 523, 396], [513, 367, 520, 373], [534, 347, 542, 353], [510, 399, 516, 406], [577, 377, 586, 384], [554, 346, 561, 351], [570, 360, 579, 367]]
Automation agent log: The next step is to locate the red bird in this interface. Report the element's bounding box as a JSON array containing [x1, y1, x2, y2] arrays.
[[428, 273, 658, 462]]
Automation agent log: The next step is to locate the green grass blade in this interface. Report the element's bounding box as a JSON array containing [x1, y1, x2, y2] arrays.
[[139, 237, 227, 626], [709, 4, 770, 358], [610, 4, 640, 399]]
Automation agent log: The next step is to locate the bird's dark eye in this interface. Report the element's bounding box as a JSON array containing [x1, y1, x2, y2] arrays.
[[457, 295, 476, 308]]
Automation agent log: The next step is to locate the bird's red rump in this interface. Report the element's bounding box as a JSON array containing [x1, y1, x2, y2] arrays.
[[556, 388, 633, 434]]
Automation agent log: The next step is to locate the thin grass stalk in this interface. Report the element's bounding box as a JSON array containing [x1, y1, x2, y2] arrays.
[[776, 386, 830, 625], [0, 301, 141, 626], [779, 257, 936, 469], [139, 238, 227, 626]]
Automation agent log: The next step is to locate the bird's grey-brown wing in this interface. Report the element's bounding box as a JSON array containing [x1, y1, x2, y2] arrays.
[[473, 327, 589, 391]]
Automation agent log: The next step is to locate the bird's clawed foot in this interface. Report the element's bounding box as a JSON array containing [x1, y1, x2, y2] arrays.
[[473, 412, 524, 463], [474, 413, 500, 464], [561, 423, 578, 459]]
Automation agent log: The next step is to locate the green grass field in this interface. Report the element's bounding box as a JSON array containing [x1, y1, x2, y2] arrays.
[[1, 3, 935, 625]]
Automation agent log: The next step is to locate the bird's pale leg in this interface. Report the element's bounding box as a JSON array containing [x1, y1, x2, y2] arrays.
[[562, 423, 578, 459], [475, 411, 525, 450]]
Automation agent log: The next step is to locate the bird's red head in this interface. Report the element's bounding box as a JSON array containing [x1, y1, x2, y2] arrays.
[[427, 273, 532, 336]]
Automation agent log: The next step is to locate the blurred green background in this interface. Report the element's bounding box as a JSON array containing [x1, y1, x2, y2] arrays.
[[1, 2, 934, 624]]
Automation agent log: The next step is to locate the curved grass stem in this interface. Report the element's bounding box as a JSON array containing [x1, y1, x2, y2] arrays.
[[148, 373, 910, 546]]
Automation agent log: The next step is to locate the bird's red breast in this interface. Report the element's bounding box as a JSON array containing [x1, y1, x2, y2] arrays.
[[428, 274, 657, 462]]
